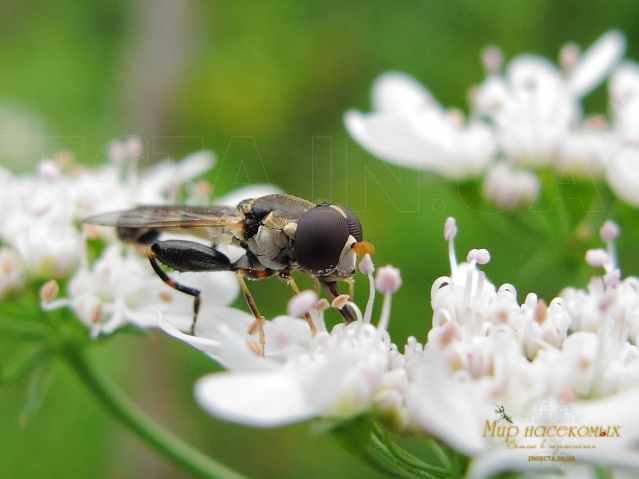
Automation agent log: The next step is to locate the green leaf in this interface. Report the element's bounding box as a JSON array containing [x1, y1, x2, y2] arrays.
[[323, 414, 375, 455], [19, 359, 58, 426]]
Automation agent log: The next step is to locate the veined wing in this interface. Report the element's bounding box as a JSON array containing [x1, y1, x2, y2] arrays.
[[83, 204, 242, 229]]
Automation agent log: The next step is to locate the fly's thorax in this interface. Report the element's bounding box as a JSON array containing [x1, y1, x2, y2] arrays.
[[236, 194, 314, 271], [243, 223, 293, 270]]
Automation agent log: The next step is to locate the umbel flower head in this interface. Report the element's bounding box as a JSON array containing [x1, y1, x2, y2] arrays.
[[0, 137, 285, 336], [398, 218, 639, 477], [161, 256, 404, 426], [344, 30, 639, 210], [165, 217, 639, 478]]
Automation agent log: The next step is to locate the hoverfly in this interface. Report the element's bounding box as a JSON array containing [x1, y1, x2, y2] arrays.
[[84, 194, 374, 351]]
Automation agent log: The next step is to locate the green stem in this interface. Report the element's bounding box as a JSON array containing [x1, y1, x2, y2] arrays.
[[61, 342, 250, 479], [542, 171, 572, 242], [373, 425, 449, 477], [361, 447, 422, 479], [369, 434, 439, 479], [426, 439, 452, 472]]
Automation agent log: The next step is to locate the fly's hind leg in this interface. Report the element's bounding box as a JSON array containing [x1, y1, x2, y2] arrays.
[[147, 240, 233, 335]]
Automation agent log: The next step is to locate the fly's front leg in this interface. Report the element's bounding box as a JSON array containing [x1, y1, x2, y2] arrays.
[[322, 280, 357, 323], [279, 270, 317, 336], [237, 269, 274, 355], [147, 240, 233, 335]]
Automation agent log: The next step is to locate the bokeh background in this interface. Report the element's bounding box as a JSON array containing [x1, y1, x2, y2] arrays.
[[2, 1, 639, 478]]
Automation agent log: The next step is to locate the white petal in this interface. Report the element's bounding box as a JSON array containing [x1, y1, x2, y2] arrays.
[[159, 313, 222, 355], [609, 62, 639, 141], [175, 271, 239, 308], [344, 110, 445, 169], [174, 150, 216, 183], [406, 365, 486, 456], [570, 385, 639, 439], [195, 371, 317, 427], [555, 130, 610, 179], [482, 162, 539, 209], [568, 30, 626, 99], [439, 123, 496, 180], [606, 145, 639, 207], [371, 71, 436, 114], [475, 76, 514, 119], [506, 55, 566, 121]]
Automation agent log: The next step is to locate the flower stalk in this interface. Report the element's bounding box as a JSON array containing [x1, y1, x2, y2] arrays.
[[60, 341, 249, 479]]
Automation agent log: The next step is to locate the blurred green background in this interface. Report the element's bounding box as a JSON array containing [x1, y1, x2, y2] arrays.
[[2, 1, 639, 478]]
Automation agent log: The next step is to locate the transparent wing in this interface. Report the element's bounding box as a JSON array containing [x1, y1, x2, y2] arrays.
[[83, 204, 242, 229]]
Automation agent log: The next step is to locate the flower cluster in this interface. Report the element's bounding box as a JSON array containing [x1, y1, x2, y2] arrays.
[[345, 31, 639, 209], [0, 137, 245, 336], [175, 217, 639, 478], [161, 258, 402, 426], [397, 218, 639, 477]]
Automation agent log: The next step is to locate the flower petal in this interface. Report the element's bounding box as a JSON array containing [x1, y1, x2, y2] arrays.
[[406, 364, 487, 456], [159, 313, 222, 355], [344, 110, 443, 168], [195, 371, 317, 427], [568, 30, 626, 99], [606, 145, 639, 207], [371, 71, 436, 114]]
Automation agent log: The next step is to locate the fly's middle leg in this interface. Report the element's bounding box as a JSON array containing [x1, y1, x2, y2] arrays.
[[237, 268, 274, 355], [279, 270, 317, 336]]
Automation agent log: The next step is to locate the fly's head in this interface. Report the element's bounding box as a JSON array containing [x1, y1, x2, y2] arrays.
[[293, 203, 374, 279]]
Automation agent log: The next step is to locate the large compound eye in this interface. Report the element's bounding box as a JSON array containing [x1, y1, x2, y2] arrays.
[[294, 205, 350, 274], [341, 205, 363, 242]]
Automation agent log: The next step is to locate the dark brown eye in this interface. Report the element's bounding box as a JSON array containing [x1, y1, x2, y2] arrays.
[[294, 205, 350, 274], [342, 205, 363, 242]]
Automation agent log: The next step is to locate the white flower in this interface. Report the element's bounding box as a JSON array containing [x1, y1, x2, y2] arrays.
[[13, 221, 80, 278], [0, 139, 217, 281], [161, 261, 400, 427], [155, 213, 639, 476], [476, 30, 624, 169], [345, 31, 628, 210], [4, 138, 271, 336], [344, 72, 497, 180], [482, 162, 540, 210], [402, 218, 639, 478], [42, 244, 239, 337]]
